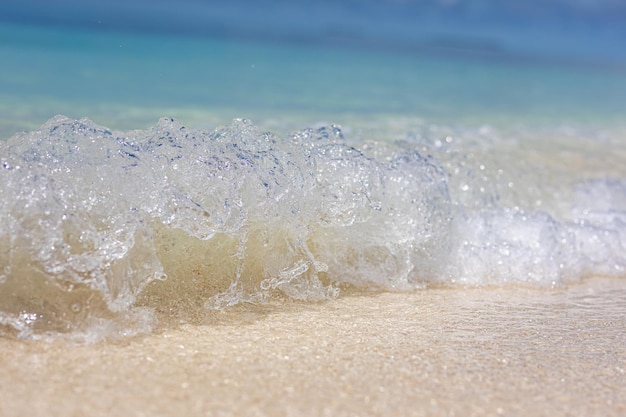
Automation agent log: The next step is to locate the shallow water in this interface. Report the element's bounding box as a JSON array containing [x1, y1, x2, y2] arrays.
[[1, 6, 626, 340], [1, 278, 625, 416]]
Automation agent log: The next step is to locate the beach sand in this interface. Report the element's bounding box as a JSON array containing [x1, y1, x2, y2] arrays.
[[1, 278, 624, 417]]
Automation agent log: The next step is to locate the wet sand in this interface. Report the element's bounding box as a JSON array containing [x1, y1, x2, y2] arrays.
[[1, 278, 625, 417]]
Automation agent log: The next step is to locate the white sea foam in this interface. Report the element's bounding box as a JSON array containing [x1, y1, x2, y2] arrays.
[[0, 116, 624, 339]]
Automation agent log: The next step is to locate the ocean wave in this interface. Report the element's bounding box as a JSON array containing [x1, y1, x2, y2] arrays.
[[0, 116, 624, 339]]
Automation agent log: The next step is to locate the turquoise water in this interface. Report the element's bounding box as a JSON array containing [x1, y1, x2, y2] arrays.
[[2, 22, 626, 138], [1, 11, 626, 339]]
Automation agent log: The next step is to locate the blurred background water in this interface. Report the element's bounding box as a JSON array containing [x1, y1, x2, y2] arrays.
[[1, 0, 625, 137], [3, 0, 626, 64]]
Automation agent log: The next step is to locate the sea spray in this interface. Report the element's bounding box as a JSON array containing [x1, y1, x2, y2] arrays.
[[0, 116, 624, 339]]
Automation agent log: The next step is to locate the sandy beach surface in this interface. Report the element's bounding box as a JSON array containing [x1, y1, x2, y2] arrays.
[[1, 278, 624, 417]]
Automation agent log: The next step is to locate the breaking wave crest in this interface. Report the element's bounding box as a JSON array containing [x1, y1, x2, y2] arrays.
[[0, 116, 624, 340]]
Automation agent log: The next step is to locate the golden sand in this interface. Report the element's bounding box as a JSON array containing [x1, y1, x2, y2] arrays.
[[1, 278, 624, 417]]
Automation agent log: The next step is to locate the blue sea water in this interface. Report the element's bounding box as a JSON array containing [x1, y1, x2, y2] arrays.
[[0, 1, 625, 339]]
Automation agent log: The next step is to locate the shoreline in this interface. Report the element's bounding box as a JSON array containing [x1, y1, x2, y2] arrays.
[[1, 277, 624, 416]]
